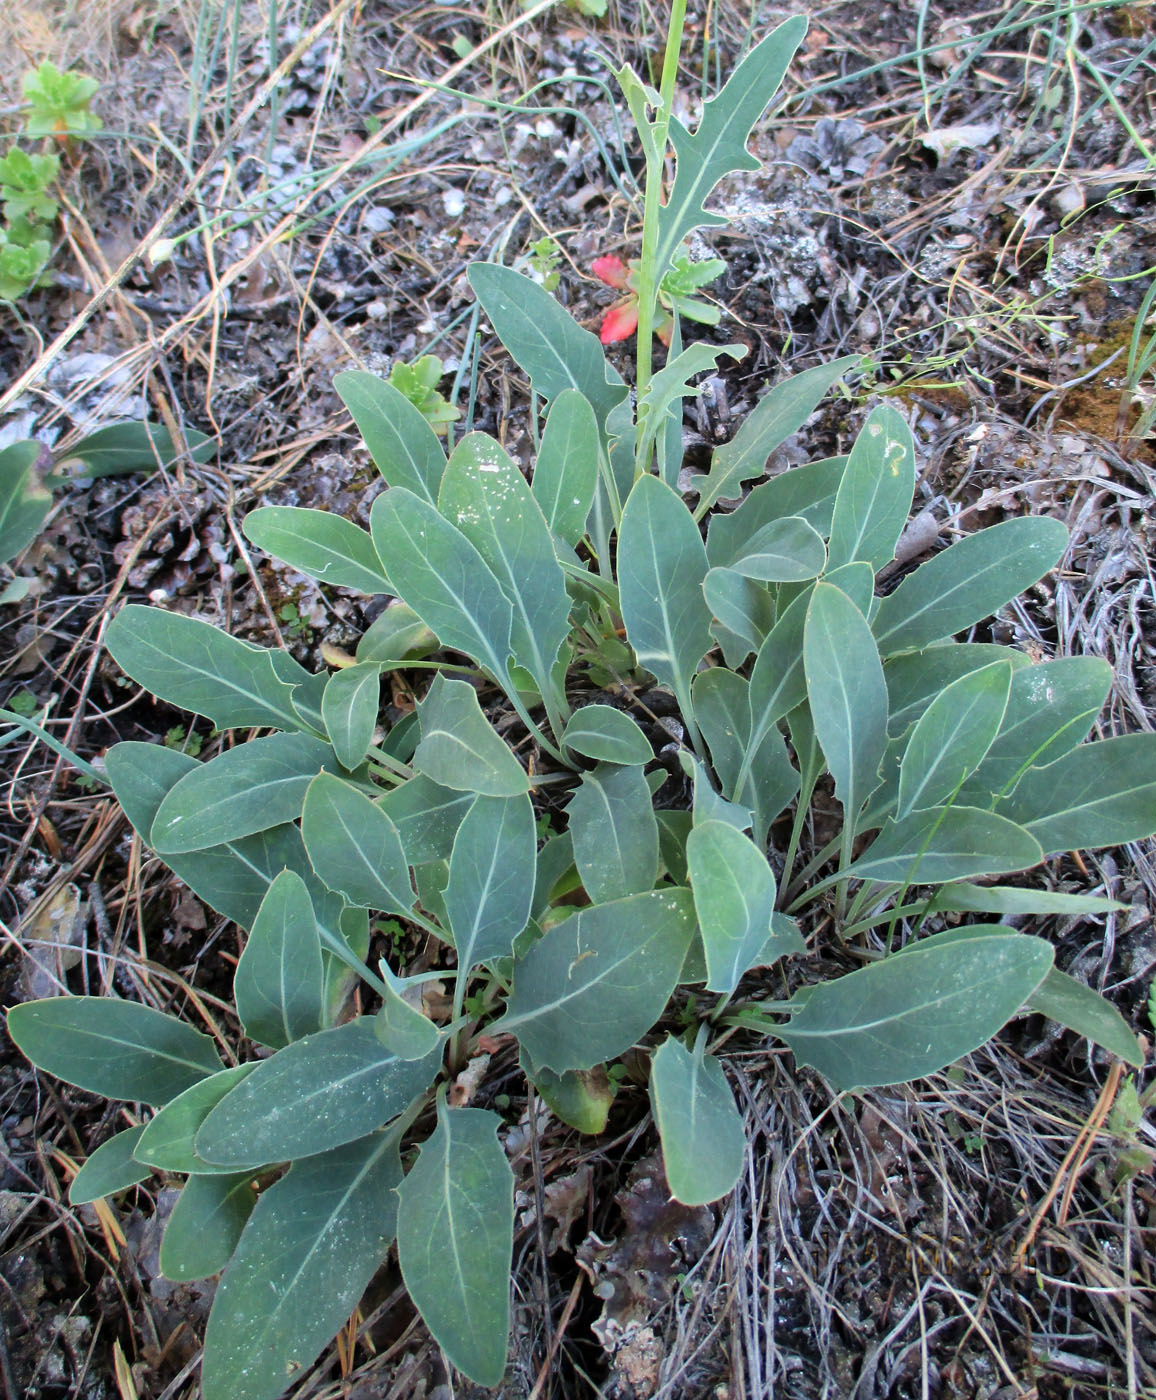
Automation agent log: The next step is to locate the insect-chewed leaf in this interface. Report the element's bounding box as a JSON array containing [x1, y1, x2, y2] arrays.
[[804, 583, 888, 831], [320, 662, 381, 770], [495, 889, 696, 1072], [705, 455, 846, 567], [106, 605, 309, 732], [687, 819, 776, 995], [301, 772, 415, 916], [160, 1172, 256, 1282], [885, 643, 1033, 736], [619, 474, 712, 717], [1025, 968, 1144, 1065], [233, 871, 326, 1050], [377, 774, 474, 864], [649, 1036, 745, 1205], [956, 655, 1113, 805], [727, 515, 827, 582], [562, 704, 652, 765], [200, 1131, 403, 1400], [533, 388, 599, 547], [397, 1105, 514, 1387], [776, 926, 1054, 1089], [7, 997, 223, 1105], [194, 1019, 440, 1168], [68, 1126, 150, 1204], [896, 661, 1012, 819], [691, 359, 857, 521], [566, 762, 659, 903], [445, 793, 536, 971], [997, 733, 1156, 853], [839, 805, 1042, 887], [468, 263, 628, 428], [135, 1064, 259, 1174], [334, 370, 447, 501], [439, 432, 571, 695], [872, 516, 1069, 656], [150, 733, 341, 854], [0, 439, 51, 564], [414, 673, 529, 797], [523, 1053, 615, 1134], [243, 506, 392, 594], [826, 404, 916, 573], [370, 488, 513, 679]]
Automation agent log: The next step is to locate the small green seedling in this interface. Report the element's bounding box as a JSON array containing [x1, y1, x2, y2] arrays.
[[22, 61, 102, 140], [387, 354, 462, 435]]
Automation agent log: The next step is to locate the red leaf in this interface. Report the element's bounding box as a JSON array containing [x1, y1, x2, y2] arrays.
[[600, 300, 639, 344], [592, 255, 629, 290]]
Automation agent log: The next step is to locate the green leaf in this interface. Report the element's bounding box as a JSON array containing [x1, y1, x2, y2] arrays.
[[468, 263, 628, 428], [884, 643, 1033, 736], [524, 1055, 614, 1134], [927, 882, 1126, 917], [687, 819, 776, 995], [957, 656, 1113, 805], [438, 432, 572, 695], [370, 487, 513, 679], [655, 16, 808, 280], [496, 889, 696, 1072], [357, 600, 437, 664], [233, 871, 326, 1050], [377, 774, 473, 864], [196, 1019, 438, 1168], [397, 1105, 514, 1388], [706, 455, 846, 567], [691, 359, 858, 520], [150, 733, 341, 854], [566, 762, 659, 903], [561, 704, 652, 765], [826, 405, 916, 573], [200, 1131, 403, 1400], [872, 517, 1069, 655], [998, 733, 1156, 853], [649, 1036, 745, 1206], [683, 750, 751, 830], [105, 605, 309, 733], [301, 772, 416, 915], [334, 370, 446, 502], [134, 1065, 259, 1174], [637, 341, 746, 468], [703, 567, 776, 661], [374, 973, 441, 1061], [618, 474, 712, 724], [837, 806, 1044, 886], [320, 662, 381, 770], [0, 439, 51, 564], [776, 926, 1054, 1089], [160, 1173, 256, 1282], [445, 793, 536, 969], [7, 997, 222, 1105], [1024, 968, 1144, 1066], [414, 674, 529, 796], [532, 388, 599, 548], [69, 1126, 150, 1204], [804, 582, 888, 830], [61, 421, 215, 477], [727, 515, 827, 582], [243, 506, 392, 594], [896, 661, 1012, 819]]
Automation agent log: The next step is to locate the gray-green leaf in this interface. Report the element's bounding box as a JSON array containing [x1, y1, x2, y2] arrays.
[[160, 1172, 256, 1282], [837, 806, 1044, 887], [532, 388, 598, 547], [1024, 968, 1144, 1066], [414, 674, 529, 797], [687, 819, 776, 995], [445, 793, 536, 970], [233, 871, 326, 1050], [321, 662, 381, 770], [649, 1036, 745, 1205], [69, 1125, 150, 1204], [566, 762, 659, 903], [243, 506, 392, 593], [301, 772, 416, 916], [335, 369, 446, 501], [135, 1065, 259, 1174], [561, 704, 652, 765], [728, 514, 827, 582], [826, 404, 916, 573]]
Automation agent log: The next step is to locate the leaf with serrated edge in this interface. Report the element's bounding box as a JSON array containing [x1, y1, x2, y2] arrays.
[[397, 1105, 514, 1387], [414, 674, 529, 797], [195, 1019, 439, 1167], [650, 1037, 745, 1205], [302, 772, 416, 916], [243, 507, 392, 593], [445, 793, 536, 971], [1024, 968, 1143, 1065], [687, 819, 775, 995], [160, 1172, 256, 1282], [321, 663, 381, 770], [561, 704, 652, 765], [233, 871, 326, 1050], [200, 1131, 403, 1400], [150, 734, 341, 854], [7, 997, 222, 1105], [566, 763, 659, 903], [532, 389, 599, 547], [335, 370, 446, 501], [495, 889, 696, 1072], [69, 1126, 150, 1204], [826, 404, 916, 573], [776, 927, 1054, 1089]]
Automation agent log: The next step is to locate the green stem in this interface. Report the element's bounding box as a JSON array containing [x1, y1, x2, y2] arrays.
[[0, 709, 107, 786]]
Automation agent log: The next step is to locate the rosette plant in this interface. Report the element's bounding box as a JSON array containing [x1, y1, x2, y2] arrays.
[[9, 12, 1153, 1400]]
